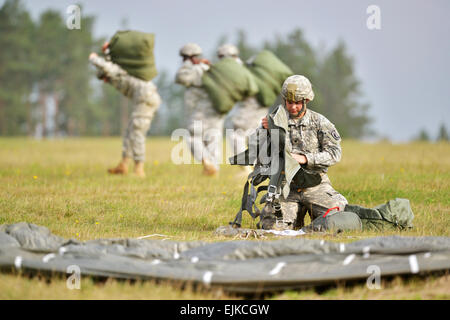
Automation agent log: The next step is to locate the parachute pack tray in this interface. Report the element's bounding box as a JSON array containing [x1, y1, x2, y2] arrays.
[[0, 223, 449, 293]]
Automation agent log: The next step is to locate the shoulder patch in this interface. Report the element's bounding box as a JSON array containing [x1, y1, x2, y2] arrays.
[[330, 129, 341, 141]]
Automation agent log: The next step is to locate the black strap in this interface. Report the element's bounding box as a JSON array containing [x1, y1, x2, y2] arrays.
[[229, 176, 270, 228], [229, 128, 270, 166], [265, 116, 286, 202], [229, 108, 287, 228]]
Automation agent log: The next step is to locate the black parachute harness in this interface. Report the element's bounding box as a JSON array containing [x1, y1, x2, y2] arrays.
[[229, 101, 322, 229], [229, 125, 286, 229]]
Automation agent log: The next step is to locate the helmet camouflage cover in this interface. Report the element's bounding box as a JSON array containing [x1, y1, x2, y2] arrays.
[[217, 44, 239, 58], [281, 75, 315, 102], [179, 43, 202, 57]]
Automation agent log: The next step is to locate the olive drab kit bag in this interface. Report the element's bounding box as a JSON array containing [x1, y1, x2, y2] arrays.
[[345, 198, 414, 231], [246, 50, 294, 107], [201, 50, 291, 113], [108, 30, 158, 81], [202, 57, 259, 114]]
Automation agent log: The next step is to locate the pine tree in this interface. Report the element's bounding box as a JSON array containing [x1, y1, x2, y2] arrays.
[[416, 128, 430, 141], [0, 0, 36, 135], [315, 41, 371, 138], [437, 123, 449, 142]]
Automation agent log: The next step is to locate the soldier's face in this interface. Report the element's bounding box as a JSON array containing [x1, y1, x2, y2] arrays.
[[286, 100, 304, 117]]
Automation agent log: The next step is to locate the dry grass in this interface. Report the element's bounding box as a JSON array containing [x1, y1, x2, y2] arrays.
[[0, 137, 449, 299]]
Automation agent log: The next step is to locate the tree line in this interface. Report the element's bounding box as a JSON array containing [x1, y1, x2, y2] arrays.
[[0, 0, 374, 139], [415, 124, 449, 142]]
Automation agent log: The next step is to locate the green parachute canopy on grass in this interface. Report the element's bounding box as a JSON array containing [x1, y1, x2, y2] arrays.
[[202, 58, 259, 114], [246, 50, 294, 107], [108, 30, 157, 81]]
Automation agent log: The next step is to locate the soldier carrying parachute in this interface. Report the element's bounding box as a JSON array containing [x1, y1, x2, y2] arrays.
[[90, 30, 161, 177]]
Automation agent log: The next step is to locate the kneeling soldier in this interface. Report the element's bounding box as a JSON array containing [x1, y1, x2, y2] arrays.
[[261, 75, 348, 230]]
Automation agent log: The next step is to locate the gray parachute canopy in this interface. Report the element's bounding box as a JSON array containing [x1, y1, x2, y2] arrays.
[[0, 223, 449, 293]]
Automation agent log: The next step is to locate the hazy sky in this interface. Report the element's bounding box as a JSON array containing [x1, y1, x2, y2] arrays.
[[8, 0, 450, 141]]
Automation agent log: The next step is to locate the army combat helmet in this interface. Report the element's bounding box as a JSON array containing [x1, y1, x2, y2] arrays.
[[281, 75, 315, 117], [217, 44, 239, 59], [179, 42, 202, 58]]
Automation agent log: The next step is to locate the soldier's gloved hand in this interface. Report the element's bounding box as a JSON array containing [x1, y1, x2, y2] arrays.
[[261, 117, 268, 129]]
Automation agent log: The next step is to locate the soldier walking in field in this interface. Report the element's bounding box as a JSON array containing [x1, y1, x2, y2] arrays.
[[217, 44, 268, 174], [260, 75, 348, 230], [89, 38, 161, 177], [175, 43, 225, 176]]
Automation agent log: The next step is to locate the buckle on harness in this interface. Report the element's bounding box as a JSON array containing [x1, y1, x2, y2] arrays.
[[266, 185, 278, 202]]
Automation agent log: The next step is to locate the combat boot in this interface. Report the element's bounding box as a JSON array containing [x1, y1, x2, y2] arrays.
[[134, 161, 146, 178], [202, 159, 218, 176], [108, 157, 130, 175]]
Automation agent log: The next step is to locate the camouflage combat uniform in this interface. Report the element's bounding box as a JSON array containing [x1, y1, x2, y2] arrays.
[[90, 55, 161, 162], [175, 59, 225, 170], [278, 108, 348, 229]]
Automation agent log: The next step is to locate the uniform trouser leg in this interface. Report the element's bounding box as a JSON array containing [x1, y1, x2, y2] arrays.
[[301, 175, 348, 220], [186, 118, 223, 171], [122, 114, 153, 162], [186, 129, 220, 170], [224, 100, 267, 157], [278, 175, 348, 229]]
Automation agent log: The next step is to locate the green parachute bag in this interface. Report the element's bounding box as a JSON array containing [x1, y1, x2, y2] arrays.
[[246, 50, 293, 107], [345, 198, 414, 231], [202, 58, 259, 114], [108, 30, 157, 81]]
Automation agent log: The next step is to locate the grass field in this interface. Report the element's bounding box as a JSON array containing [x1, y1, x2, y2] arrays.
[[0, 137, 449, 299]]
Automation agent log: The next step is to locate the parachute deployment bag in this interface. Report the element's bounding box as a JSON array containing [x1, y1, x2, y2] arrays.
[[202, 58, 259, 114], [246, 50, 293, 107], [108, 30, 157, 81]]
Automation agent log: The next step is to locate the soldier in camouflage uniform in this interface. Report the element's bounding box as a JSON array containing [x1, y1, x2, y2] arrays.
[[89, 47, 161, 177], [262, 75, 348, 230], [175, 43, 225, 176], [217, 44, 268, 172]]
